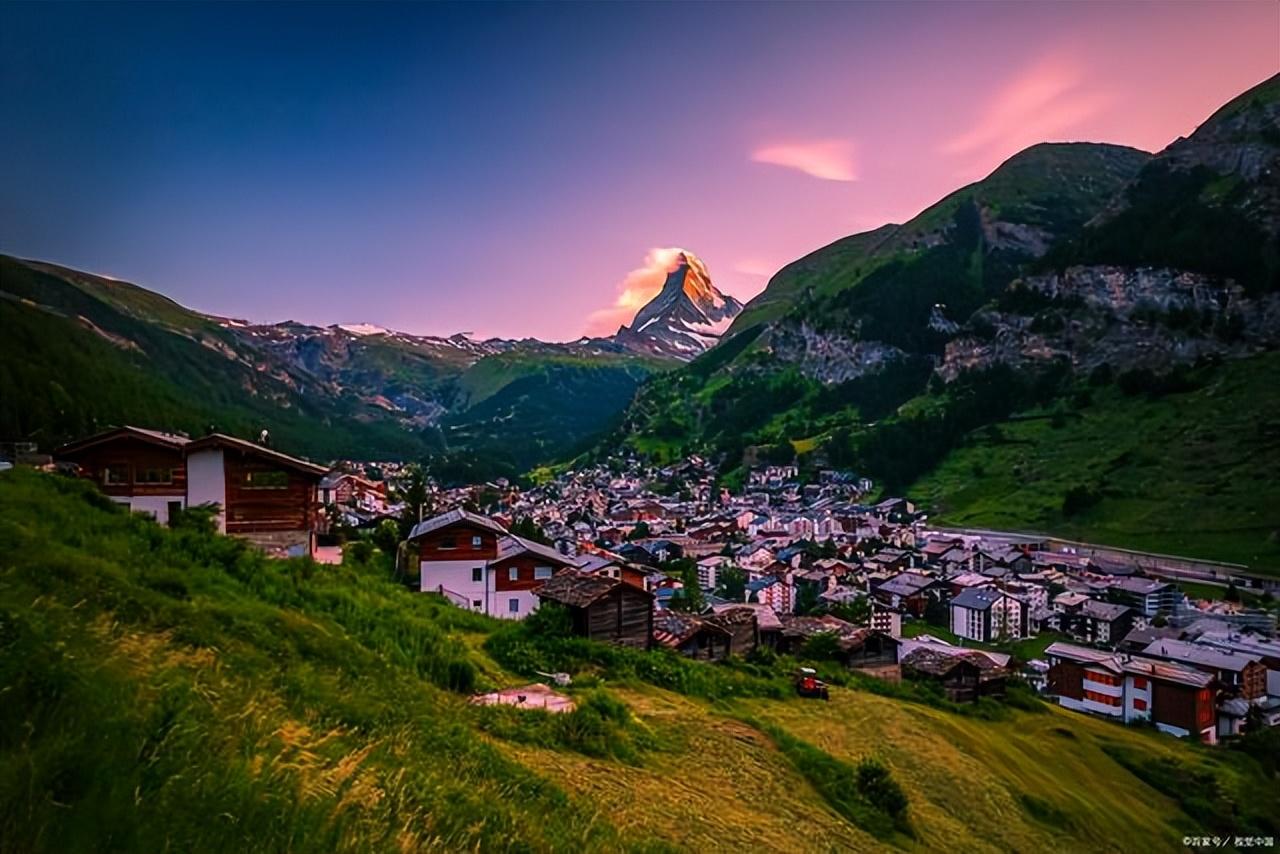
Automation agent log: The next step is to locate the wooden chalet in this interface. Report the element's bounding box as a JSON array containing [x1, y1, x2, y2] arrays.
[[533, 569, 654, 649], [184, 433, 327, 558], [901, 648, 1007, 703], [405, 508, 575, 618], [56, 426, 190, 525], [838, 629, 901, 672], [703, 606, 760, 656], [652, 610, 732, 661]]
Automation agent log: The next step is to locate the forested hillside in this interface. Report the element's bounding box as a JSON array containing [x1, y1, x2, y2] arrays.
[[0, 255, 663, 474]]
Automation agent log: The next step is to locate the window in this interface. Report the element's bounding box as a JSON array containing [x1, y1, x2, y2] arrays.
[[534, 566, 553, 580], [1133, 698, 1147, 711], [471, 535, 483, 548], [440, 536, 457, 550], [1133, 677, 1148, 690], [136, 467, 173, 485], [1084, 690, 1120, 707], [243, 470, 288, 489], [472, 567, 483, 583], [509, 567, 520, 581], [508, 598, 520, 614], [472, 600, 482, 609], [103, 465, 129, 485]]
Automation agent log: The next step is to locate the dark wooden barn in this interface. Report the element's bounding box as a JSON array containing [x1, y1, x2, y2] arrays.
[[534, 569, 654, 649]]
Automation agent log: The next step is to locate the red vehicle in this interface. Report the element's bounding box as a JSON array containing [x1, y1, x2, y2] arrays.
[[795, 667, 830, 700]]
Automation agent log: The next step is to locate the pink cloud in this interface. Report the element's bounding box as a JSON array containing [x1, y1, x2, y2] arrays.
[[583, 247, 686, 336], [942, 56, 1114, 160], [751, 139, 858, 181]]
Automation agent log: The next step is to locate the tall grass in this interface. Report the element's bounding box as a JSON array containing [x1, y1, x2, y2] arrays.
[[748, 718, 912, 843], [0, 470, 638, 852]]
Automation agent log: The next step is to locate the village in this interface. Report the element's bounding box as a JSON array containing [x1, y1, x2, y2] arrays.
[[33, 425, 1280, 747]]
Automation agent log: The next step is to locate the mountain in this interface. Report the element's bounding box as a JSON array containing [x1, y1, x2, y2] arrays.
[[599, 74, 1280, 572], [1045, 72, 1280, 292], [0, 255, 667, 476], [729, 142, 1152, 334], [6, 468, 1276, 852], [605, 251, 743, 359]]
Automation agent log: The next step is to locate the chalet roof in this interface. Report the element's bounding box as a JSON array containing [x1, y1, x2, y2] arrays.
[[56, 425, 190, 456], [877, 571, 936, 597], [1119, 625, 1180, 649], [1044, 641, 1122, 671], [408, 508, 508, 541], [496, 534, 574, 566], [951, 587, 1009, 611], [778, 614, 857, 639], [902, 647, 997, 676], [1108, 577, 1172, 595], [1142, 638, 1262, 673], [184, 433, 328, 477], [652, 611, 730, 648], [573, 553, 618, 574], [534, 569, 652, 608], [712, 602, 782, 632], [704, 607, 757, 630], [1080, 599, 1131, 621], [1119, 656, 1214, 689]]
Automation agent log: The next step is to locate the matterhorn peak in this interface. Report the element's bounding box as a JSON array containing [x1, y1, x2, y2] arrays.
[[612, 249, 743, 360]]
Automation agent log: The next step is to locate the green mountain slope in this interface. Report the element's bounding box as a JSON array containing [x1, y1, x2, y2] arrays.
[[910, 352, 1280, 571], [731, 142, 1150, 334], [4, 469, 1276, 852], [1046, 73, 1280, 294], [0, 255, 665, 470], [0, 257, 429, 460]]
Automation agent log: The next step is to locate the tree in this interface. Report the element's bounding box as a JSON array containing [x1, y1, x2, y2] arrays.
[[510, 516, 551, 545], [923, 594, 948, 628], [715, 567, 747, 601], [627, 521, 651, 541], [397, 465, 429, 540], [372, 519, 400, 557], [831, 596, 871, 625], [672, 563, 705, 613], [795, 584, 821, 616]]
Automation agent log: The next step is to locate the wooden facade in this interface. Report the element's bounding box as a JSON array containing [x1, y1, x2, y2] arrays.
[[416, 520, 500, 562], [57, 428, 187, 500], [185, 434, 327, 556], [535, 570, 654, 649], [223, 451, 319, 534], [840, 631, 900, 670]]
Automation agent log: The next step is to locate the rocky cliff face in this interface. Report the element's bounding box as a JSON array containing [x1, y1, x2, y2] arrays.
[[937, 266, 1280, 381], [608, 251, 743, 359]]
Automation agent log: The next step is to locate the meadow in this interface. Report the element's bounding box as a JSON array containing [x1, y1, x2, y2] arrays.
[[2, 468, 1276, 852]]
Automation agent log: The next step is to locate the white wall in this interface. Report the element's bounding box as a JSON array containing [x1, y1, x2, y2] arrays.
[[420, 559, 491, 613], [125, 494, 185, 525], [185, 448, 226, 532], [496, 590, 539, 620]]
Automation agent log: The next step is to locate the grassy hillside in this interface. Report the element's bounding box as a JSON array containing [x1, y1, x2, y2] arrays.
[[730, 143, 1150, 335], [4, 470, 1278, 852], [0, 256, 436, 461], [909, 352, 1280, 572]]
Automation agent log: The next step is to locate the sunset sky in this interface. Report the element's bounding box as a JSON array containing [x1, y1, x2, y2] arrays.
[[1, 2, 1277, 340]]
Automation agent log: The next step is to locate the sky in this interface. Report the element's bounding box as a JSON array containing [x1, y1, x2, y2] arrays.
[[1, 2, 1277, 341]]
